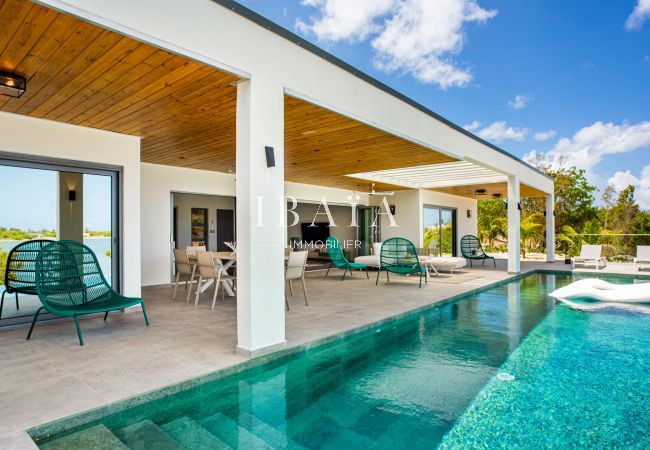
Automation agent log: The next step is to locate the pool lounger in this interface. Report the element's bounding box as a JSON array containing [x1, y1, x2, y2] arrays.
[[550, 278, 650, 304]]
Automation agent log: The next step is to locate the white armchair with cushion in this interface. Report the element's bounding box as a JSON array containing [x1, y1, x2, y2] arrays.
[[573, 244, 606, 270]]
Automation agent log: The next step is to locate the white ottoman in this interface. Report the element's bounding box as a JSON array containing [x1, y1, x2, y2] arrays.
[[420, 257, 467, 273], [354, 255, 380, 268]]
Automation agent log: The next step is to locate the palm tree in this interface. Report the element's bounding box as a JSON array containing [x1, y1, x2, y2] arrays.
[[520, 213, 544, 257], [478, 214, 507, 247]]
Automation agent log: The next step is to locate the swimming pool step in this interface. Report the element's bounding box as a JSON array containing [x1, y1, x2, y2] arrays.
[[199, 412, 272, 449], [160, 416, 231, 450], [239, 412, 306, 450], [115, 419, 184, 450], [39, 424, 128, 450]]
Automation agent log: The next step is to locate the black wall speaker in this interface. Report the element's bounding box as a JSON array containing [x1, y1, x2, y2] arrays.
[[265, 146, 275, 168]]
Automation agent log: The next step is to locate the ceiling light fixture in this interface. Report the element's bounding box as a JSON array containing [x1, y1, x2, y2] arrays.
[[474, 189, 487, 196], [0, 71, 26, 98]]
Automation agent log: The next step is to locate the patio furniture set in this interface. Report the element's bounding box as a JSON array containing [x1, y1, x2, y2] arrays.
[[324, 234, 495, 288], [173, 244, 309, 311]]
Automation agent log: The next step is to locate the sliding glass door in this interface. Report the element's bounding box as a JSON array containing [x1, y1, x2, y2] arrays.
[[0, 155, 120, 326], [423, 206, 457, 256]]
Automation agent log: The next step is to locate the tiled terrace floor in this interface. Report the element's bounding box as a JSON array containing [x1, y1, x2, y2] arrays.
[[1, 260, 647, 448]]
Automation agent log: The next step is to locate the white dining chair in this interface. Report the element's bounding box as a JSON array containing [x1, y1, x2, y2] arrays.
[[172, 249, 198, 302], [194, 251, 236, 310], [285, 250, 308, 311]]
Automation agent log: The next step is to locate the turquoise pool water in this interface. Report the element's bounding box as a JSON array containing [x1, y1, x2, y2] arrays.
[[33, 272, 650, 449]]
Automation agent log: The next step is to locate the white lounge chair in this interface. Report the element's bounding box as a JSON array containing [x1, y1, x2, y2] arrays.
[[634, 246, 650, 271], [572, 244, 606, 270]]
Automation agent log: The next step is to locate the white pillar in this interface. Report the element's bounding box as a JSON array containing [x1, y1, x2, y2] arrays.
[[235, 77, 286, 357], [545, 193, 555, 263], [507, 175, 521, 274]]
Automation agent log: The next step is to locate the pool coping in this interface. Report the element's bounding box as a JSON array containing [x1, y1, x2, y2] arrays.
[[26, 268, 650, 442]]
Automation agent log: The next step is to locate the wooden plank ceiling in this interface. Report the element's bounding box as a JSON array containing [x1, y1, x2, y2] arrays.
[[432, 182, 547, 199], [0, 0, 543, 197]]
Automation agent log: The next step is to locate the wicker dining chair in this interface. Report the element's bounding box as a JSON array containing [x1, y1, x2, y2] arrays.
[[172, 248, 198, 302], [194, 251, 236, 310]]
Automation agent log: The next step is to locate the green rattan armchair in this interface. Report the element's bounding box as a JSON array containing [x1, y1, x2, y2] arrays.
[[325, 236, 369, 281], [29, 240, 149, 345], [1, 239, 52, 319], [376, 237, 428, 288], [460, 235, 496, 268]]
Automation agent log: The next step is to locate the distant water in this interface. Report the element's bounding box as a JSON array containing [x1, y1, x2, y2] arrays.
[[0, 238, 113, 284]]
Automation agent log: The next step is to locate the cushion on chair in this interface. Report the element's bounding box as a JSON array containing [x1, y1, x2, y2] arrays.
[[354, 255, 380, 267]]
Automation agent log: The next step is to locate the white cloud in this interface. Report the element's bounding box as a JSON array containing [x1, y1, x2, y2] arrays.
[[608, 166, 650, 210], [295, 0, 394, 41], [296, 0, 497, 88], [526, 121, 650, 171], [463, 120, 481, 131], [625, 0, 650, 30], [508, 94, 533, 109], [469, 120, 529, 143], [533, 130, 557, 141]]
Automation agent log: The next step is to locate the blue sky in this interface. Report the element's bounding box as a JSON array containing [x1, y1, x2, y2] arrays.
[[239, 0, 650, 208], [0, 166, 112, 231]]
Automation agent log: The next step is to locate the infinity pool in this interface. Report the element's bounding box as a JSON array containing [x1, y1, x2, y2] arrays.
[[33, 272, 650, 449]]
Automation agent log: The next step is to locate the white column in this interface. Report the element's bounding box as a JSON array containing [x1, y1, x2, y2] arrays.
[[545, 193, 555, 263], [507, 175, 521, 274], [235, 77, 286, 357]]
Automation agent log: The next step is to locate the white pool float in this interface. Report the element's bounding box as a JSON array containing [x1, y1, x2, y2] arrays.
[[550, 278, 650, 304]]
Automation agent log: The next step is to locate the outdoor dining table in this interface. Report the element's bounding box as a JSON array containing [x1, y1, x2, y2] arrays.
[[190, 251, 289, 297]]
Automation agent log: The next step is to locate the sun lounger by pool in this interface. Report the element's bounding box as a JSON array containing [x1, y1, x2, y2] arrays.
[[634, 246, 650, 271], [573, 244, 606, 270]]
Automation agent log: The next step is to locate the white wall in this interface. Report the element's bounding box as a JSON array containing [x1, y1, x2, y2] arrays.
[[374, 188, 477, 254], [376, 190, 423, 246], [140, 163, 236, 287], [173, 193, 235, 251], [0, 112, 142, 296]]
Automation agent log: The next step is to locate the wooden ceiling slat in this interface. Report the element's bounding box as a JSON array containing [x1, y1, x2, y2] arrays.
[[104, 70, 235, 132], [47, 43, 159, 121], [0, 0, 33, 56], [4, 21, 106, 113], [83, 61, 206, 128], [124, 89, 236, 137], [0, 11, 81, 110], [63, 52, 181, 124], [0, 3, 56, 71], [31, 36, 142, 118]]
